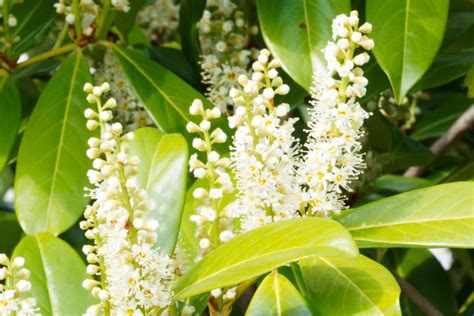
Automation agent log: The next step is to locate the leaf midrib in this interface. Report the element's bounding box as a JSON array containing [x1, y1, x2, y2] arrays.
[[44, 52, 81, 231], [347, 216, 473, 231], [318, 257, 382, 313]]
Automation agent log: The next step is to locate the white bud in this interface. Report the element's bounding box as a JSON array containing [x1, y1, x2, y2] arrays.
[[237, 74, 248, 86], [193, 188, 208, 199], [86, 264, 99, 275], [86, 94, 97, 104], [193, 168, 206, 179], [86, 120, 99, 131], [192, 138, 207, 151], [16, 280, 31, 292], [219, 230, 234, 242], [359, 39, 374, 50], [65, 13, 75, 24], [83, 83, 94, 93], [99, 111, 113, 122], [252, 61, 264, 72], [276, 103, 290, 117], [199, 238, 210, 249], [186, 122, 200, 133], [82, 245, 95, 255], [16, 268, 30, 280], [208, 151, 220, 163], [353, 52, 370, 66], [84, 108, 97, 119], [12, 257, 25, 268], [262, 88, 274, 99], [351, 31, 362, 43], [359, 22, 372, 34], [98, 290, 109, 301], [104, 98, 117, 109], [211, 128, 227, 143], [268, 68, 278, 79], [199, 120, 211, 131], [251, 72, 264, 82], [133, 218, 144, 229], [190, 99, 204, 115], [268, 58, 281, 69], [275, 84, 290, 95], [100, 82, 110, 93], [211, 288, 222, 297], [86, 148, 100, 160]]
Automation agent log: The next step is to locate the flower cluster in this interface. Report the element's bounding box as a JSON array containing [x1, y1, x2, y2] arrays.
[[54, 0, 99, 37], [228, 49, 301, 231], [299, 10, 373, 216], [0, 254, 39, 315], [137, 0, 180, 44], [199, 0, 259, 112], [81, 82, 173, 315], [54, 0, 129, 37], [94, 50, 153, 132], [187, 99, 235, 260]]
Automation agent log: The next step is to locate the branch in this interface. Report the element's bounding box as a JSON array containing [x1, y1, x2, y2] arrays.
[[404, 105, 474, 177], [393, 273, 443, 316]]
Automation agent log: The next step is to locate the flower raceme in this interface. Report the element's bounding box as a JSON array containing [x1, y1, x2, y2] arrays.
[[227, 49, 302, 232], [0, 254, 38, 315], [299, 10, 374, 216], [186, 99, 235, 260], [81, 82, 173, 315], [199, 0, 259, 112]]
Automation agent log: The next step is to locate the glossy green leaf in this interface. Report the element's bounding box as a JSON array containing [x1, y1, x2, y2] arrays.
[[411, 13, 474, 91], [12, 233, 95, 315], [257, 0, 350, 90], [465, 65, 474, 98], [114, 0, 146, 39], [129, 128, 188, 255], [178, 0, 206, 72], [338, 182, 474, 248], [392, 249, 457, 316], [373, 175, 434, 195], [0, 76, 21, 172], [412, 92, 472, 140], [15, 52, 93, 235], [246, 272, 312, 316], [366, 111, 433, 170], [10, 0, 56, 54], [367, 0, 449, 103], [0, 211, 22, 255], [300, 255, 401, 315], [112, 45, 210, 133], [442, 162, 474, 183], [173, 217, 358, 300]]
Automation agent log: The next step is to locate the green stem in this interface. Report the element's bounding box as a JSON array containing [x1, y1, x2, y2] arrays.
[[53, 22, 70, 49], [16, 43, 77, 69], [71, 0, 82, 37], [95, 0, 112, 40]]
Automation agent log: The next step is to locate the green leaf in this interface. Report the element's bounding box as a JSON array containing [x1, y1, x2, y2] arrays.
[[365, 111, 433, 170], [112, 45, 210, 133], [411, 13, 474, 91], [367, 0, 449, 103], [129, 128, 188, 255], [114, 0, 146, 39], [178, 0, 206, 72], [10, 0, 57, 54], [392, 249, 457, 316], [300, 255, 401, 315], [411, 92, 472, 140], [15, 52, 93, 235], [173, 217, 358, 300], [0, 211, 22, 255], [373, 175, 435, 195], [145, 46, 203, 91], [257, 0, 350, 90], [12, 233, 96, 315], [442, 161, 474, 183], [338, 182, 474, 248], [246, 272, 312, 316], [0, 76, 21, 172]]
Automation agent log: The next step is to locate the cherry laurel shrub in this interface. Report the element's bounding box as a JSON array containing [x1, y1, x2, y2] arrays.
[[0, 0, 473, 315]]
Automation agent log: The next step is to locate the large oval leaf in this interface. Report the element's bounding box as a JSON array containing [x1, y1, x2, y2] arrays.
[[300, 255, 401, 315], [129, 128, 188, 255], [367, 0, 449, 103], [12, 233, 95, 315], [338, 182, 474, 248], [111, 45, 210, 133], [173, 217, 358, 300], [15, 52, 93, 235], [257, 0, 350, 90], [0, 76, 21, 172], [246, 272, 312, 316]]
